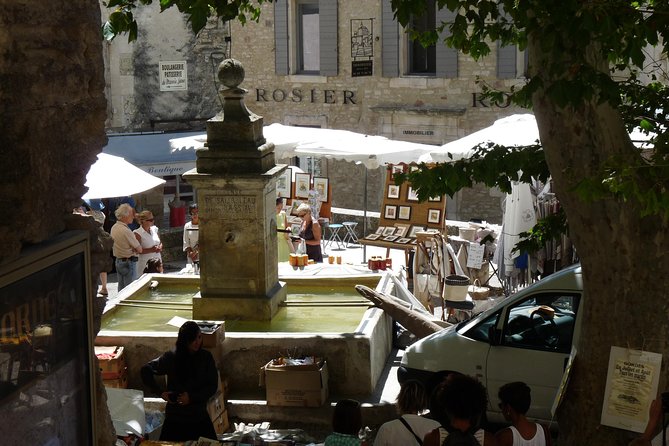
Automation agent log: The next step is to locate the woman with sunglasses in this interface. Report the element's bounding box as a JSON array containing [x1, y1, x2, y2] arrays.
[[134, 210, 163, 276]]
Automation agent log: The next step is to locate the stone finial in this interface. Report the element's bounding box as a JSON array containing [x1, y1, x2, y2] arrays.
[[218, 59, 245, 89]]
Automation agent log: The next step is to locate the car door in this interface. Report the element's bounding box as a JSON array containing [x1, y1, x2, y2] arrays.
[[484, 292, 581, 421]]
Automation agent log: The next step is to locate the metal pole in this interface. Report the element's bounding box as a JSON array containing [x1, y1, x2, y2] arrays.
[[363, 167, 368, 263]]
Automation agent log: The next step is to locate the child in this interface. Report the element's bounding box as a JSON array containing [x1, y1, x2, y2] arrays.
[[144, 258, 163, 273], [324, 399, 364, 446]]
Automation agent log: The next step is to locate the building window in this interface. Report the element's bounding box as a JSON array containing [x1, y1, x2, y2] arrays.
[[407, 0, 436, 75], [275, 0, 338, 76], [297, 2, 320, 73], [382, 0, 457, 78]]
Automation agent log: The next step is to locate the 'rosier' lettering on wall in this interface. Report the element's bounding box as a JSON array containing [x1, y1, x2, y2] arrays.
[[256, 88, 357, 105]]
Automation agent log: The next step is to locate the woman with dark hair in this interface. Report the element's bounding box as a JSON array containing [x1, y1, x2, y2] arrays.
[[324, 399, 364, 445], [423, 373, 496, 446], [141, 321, 218, 441], [374, 380, 440, 445]]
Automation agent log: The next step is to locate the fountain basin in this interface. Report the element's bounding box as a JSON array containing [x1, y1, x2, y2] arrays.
[[96, 268, 394, 396]]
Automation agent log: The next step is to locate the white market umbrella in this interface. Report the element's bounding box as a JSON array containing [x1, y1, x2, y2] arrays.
[[83, 153, 166, 199], [419, 114, 540, 163], [170, 123, 436, 169]]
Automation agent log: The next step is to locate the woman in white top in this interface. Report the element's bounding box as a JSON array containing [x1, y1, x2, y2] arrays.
[[495, 382, 551, 446], [134, 210, 163, 276], [374, 380, 440, 446]]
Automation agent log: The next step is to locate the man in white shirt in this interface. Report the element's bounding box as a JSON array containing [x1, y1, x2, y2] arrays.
[[183, 203, 199, 268], [110, 203, 143, 291]]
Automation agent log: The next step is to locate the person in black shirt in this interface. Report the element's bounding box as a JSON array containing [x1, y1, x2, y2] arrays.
[[141, 321, 218, 441]]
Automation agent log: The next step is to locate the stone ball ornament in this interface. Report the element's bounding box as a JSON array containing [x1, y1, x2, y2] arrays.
[[218, 59, 245, 88]]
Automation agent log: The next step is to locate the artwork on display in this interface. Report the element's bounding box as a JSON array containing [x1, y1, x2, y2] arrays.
[[276, 169, 292, 198], [384, 205, 397, 219], [294, 172, 311, 198], [394, 224, 410, 237], [375, 226, 386, 235], [392, 164, 404, 174], [365, 233, 381, 240], [408, 225, 425, 238], [429, 195, 442, 202], [290, 200, 304, 216], [398, 205, 411, 220], [383, 235, 399, 242], [427, 208, 442, 224], [290, 223, 301, 235], [407, 186, 419, 202], [387, 184, 400, 199], [313, 177, 329, 202], [382, 226, 397, 237], [396, 237, 412, 244]]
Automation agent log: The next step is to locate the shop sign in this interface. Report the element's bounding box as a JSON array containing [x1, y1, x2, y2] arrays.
[[352, 60, 373, 77], [471, 92, 513, 108], [159, 61, 188, 91], [144, 162, 195, 177], [255, 88, 357, 105], [395, 125, 443, 143]]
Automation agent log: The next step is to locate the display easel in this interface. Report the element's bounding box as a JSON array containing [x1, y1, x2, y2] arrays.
[[359, 163, 448, 270]]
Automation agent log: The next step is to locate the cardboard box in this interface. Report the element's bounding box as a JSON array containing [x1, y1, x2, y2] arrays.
[[262, 360, 329, 407], [95, 346, 126, 380], [103, 367, 128, 388], [195, 321, 225, 348], [206, 390, 225, 421], [212, 409, 229, 435]]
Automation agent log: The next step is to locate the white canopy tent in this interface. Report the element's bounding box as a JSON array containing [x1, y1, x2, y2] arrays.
[[420, 113, 654, 164], [170, 124, 436, 261], [169, 123, 437, 169], [83, 153, 166, 199]]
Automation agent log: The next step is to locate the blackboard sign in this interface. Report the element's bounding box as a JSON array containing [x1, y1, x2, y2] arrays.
[[352, 60, 373, 77]]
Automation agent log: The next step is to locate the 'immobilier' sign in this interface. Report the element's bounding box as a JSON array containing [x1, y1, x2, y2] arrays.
[[159, 61, 187, 91]]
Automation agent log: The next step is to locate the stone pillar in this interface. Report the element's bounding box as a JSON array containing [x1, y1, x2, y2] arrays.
[[184, 59, 287, 320]]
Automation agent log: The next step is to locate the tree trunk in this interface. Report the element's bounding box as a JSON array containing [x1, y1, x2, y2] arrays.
[[529, 38, 669, 443]]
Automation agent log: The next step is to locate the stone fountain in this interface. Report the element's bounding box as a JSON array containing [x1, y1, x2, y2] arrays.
[[184, 59, 288, 321]]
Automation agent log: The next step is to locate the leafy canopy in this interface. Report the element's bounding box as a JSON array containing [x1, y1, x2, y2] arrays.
[[102, 0, 271, 42]]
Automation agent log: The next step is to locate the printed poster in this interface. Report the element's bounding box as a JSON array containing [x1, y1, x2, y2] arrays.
[[600, 346, 662, 433]]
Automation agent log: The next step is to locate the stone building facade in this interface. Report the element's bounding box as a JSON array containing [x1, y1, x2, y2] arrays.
[[102, 1, 532, 226]]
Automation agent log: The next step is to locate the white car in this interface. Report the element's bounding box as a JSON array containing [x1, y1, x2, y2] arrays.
[[398, 264, 583, 423]]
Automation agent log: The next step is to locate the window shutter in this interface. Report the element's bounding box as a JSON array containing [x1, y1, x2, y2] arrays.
[[381, 0, 399, 77], [274, 0, 289, 75], [435, 7, 457, 78], [497, 42, 517, 79], [319, 0, 338, 76]]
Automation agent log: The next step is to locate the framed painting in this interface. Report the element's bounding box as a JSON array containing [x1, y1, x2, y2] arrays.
[[407, 186, 419, 202], [289, 199, 304, 216], [398, 205, 411, 220], [313, 177, 329, 202], [384, 205, 397, 220], [408, 225, 425, 238], [365, 233, 381, 240], [382, 226, 397, 237], [387, 184, 400, 199], [427, 208, 442, 224], [396, 237, 412, 244], [392, 164, 404, 175], [428, 195, 442, 202], [276, 168, 292, 198], [294, 172, 311, 198], [375, 226, 386, 235], [383, 235, 399, 242], [394, 224, 410, 237]]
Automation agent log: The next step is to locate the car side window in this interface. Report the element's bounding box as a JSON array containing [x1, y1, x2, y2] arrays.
[[503, 293, 580, 353], [463, 311, 501, 343]]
